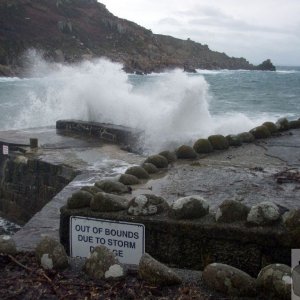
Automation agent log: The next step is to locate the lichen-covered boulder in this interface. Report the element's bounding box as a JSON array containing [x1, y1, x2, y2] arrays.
[[90, 192, 129, 212], [138, 253, 182, 286], [237, 132, 255, 143], [262, 121, 278, 134], [250, 125, 271, 139], [84, 246, 124, 280], [67, 190, 93, 209], [125, 166, 149, 179], [247, 201, 280, 225], [95, 180, 130, 194], [144, 155, 168, 168], [257, 264, 291, 300], [289, 119, 300, 129], [208, 135, 229, 150], [81, 186, 103, 195], [175, 145, 197, 159], [0, 235, 17, 254], [226, 135, 242, 147], [159, 151, 177, 163], [193, 138, 213, 154], [216, 200, 250, 223], [35, 236, 68, 270], [119, 174, 140, 185], [203, 263, 257, 297], [128, 194, 168, 216], [276, 117, 289, 131], [169, 195, 209, 219], [283, 209, 300, 245], [142, 162, 159, 174]]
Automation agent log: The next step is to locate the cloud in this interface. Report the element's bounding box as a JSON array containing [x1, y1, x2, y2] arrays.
[[158, 17, 182, 26]]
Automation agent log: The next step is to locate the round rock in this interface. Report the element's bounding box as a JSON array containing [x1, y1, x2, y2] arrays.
[[125, 166, 149, 179], [175, 145, 197, 159], [169, 195, 209, 219], [193, 138, 213, 154], [159, 150, 177, 163], [208, 135, 229, 150], [35, 236, 68, 270], [81, 185, 103, 195], [91, 192, 129, 212], [119, 173, 140, 185], [138, 253, 182, 286], [262, 121, 278, 134], [247, 201, 280, 225], [0, 235, 17, 254], [95, 180, 129, 194], [289, 119, 300, 129], [142, 162, 159, 174], [237, 132, 255, 143], [226, 134, 242, 147], [144, 155, 168, 168], [250, 125, 271, 139], [216, 200, 250, 223], [203, 263, 257, 297], [276, 117, 289, 131], [257, 264, 291, 300], [128, 194, 168, 216], [283, 209, 300, 244], [67, 190, 93, 209]]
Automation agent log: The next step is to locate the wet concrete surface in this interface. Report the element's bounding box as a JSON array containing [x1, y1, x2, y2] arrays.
[[1, 127, 300, 251]]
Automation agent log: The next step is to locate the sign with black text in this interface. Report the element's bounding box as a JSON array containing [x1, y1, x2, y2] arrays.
[[70, 216, 145, 266]]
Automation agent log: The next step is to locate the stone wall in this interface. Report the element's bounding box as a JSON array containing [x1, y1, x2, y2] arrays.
[[0, 154, 78, 224], [60, 207, 293, 277]]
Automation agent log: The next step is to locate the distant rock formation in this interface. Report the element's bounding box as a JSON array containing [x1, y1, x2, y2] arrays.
[[0, 0, 275, 75], [256, 59, 276, 71]]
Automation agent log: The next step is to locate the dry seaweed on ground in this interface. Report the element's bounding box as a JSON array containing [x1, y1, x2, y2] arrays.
[[274, 168, 300, 184]]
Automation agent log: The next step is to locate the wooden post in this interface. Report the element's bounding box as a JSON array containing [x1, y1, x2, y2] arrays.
[[30, 138, 38, 149]]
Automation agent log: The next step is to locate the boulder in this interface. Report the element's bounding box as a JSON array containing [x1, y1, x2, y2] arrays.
[[276, 118, 289, 131], [237, 132, 255, 143], [159, 150, 177, 163], [84, 246, 123, 280], [175, 145, 197, 159], [138, 253, 182, 286], [125, 166, 149, 179], [216, 200, 250, 223], [35, 236, 68, 270], [141, 162, 159, 174], [144, 155, 168, 168], [225, 134, 242, 147], [250, 125, 271, 139], [202, 263, 257, 297], [67, 190, 93, 209], [257, 264, 291, 300], [81, 186, 103, 195], [95, 180, 129, 194], [262, 121, 278, 134], [283, 209, 300, 245], [247, 201, 280, 225], [90, 192, 129, 212], [128, 194, 168, 216], [0, 235, 17, 254], [169, 195, 209, 219], [119, 174, 140, 185], [289, 119, 300, 129], [193, 138, 213, 154], [208, 135, 229, 150]]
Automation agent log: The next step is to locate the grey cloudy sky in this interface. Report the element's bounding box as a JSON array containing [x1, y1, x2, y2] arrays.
[[99, 0, 300, 66]]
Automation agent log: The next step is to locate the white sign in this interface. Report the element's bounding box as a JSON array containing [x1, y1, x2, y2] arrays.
[[2, 145, 8, 155], [70, 216, 145, 266]]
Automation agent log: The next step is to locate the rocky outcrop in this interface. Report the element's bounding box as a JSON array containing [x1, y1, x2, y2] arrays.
[[256, 59, 276, 71], [0, 0, 273, 75]]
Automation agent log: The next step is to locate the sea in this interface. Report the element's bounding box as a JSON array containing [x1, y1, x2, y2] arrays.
[[0, 56, 300, 233]]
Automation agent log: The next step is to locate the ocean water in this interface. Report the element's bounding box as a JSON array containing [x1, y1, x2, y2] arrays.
[[0, 57, 299, 152]]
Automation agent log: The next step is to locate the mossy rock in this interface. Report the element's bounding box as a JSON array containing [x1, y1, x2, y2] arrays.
[[125, 166, 149, 179], [0, 235, 17, 254], [208, 135, 229, 150], [288, 120, 300, 129], [226, 135, 242, 147], [67, 190, 93, 209], [283, 209, 300, 246], [119, 174, 140, 185], [90, 192, 129, 212], [216, 200, 250, 223], [175, 145, 197, 159], [237, 132, 255, 143], [262, 121, 278, 134], [81, 186, 103, 195], [159, 151, 177, 163], [95, 180, 129, 194], [142, 163, 159, 174], [193, 138, 213, 154], [250, 125, 271, 139], [144, 155, 168, 168], [276, 118, 289, 131]]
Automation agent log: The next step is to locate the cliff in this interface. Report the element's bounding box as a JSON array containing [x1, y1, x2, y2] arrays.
[[0, 0, 275, 75]]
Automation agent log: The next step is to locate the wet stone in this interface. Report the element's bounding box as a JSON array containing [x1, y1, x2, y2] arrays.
[[193, 138, 213, 154], [125, 166, 149, 179], [81, 185, 103, 195], [283, 209, 300, 245], [208, 135, 229, 150], [175, 145, 197, 159], [216, 199, 250, 223], [95, 180, 130, 194], [119, 173, 140, 185], [247, 201, 280, 225], [90, 192, 129, 212], [67, 190, 93, 209], [250, 125, 271, 139], [144, 155, 168, 168], [0, 235, 17, 254], [237, 132, 255, 143], [263, 121, 278, 134], [226, 134, 242, 147], [276, 117, 290, 131], [141, 162, 159, 174], [159, 150, 177, 163]]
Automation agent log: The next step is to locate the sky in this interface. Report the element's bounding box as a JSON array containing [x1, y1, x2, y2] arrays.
[[99, 0, 300, 66]]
